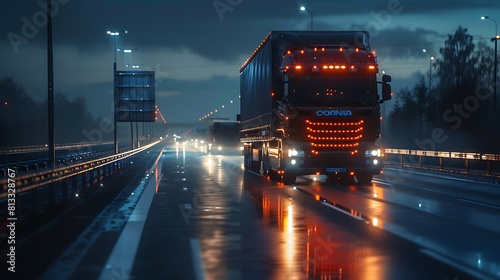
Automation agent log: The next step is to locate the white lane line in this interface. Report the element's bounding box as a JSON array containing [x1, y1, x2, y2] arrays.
[[372, 179, 391, 186], [458, 198, 500, 210], [419, 249, 495, 280], [190, 238, 206, 280], [322, 202, 364, 221], [98, 153, 163, 280]]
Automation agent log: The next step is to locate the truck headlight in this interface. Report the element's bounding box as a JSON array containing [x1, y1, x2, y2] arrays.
[[288, 149, 304, 157], [365, 149, 381, 157]]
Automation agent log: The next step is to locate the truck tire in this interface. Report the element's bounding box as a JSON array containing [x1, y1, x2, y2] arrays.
[[282, 173, 296, 185], [356, 174, 373, 185]]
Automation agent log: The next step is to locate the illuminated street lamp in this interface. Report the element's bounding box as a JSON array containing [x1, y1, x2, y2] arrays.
[[422, 49, 435, 93], [300, 6, 314, 31], [123, 49, 132, 68]]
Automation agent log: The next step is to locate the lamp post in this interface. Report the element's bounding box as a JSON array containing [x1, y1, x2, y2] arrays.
[[47, 0, 55, 167], [300, 6, 313, 31], [481, 16, 498, 113], [230, 100, 235, 121], [421, 49, 435, 130], [123, 49, 132, 68], [422, 49, 435, 94], [481, 16, 499, 148], [107, 30, 120, 154]]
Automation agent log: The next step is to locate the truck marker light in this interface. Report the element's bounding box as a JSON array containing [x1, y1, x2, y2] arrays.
[[295, 65, 302, 69], [329, 65, 334, 69], [323, 65, 328, 69], [341, 65, 346, 69], [350, 172, 355, 176], [300, 50, 305, 54], [356, 48, 359, 52], [339, 47, 343, 52], [369, 65, 376, 69], [335, 65, 340, 69], [314, 47, 318, 52], [322, 47, 325, 51]]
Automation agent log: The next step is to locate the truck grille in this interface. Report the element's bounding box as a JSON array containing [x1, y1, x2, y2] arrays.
[[305, 119, 363, 152]]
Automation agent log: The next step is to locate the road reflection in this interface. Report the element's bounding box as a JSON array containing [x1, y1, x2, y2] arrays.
[[243, 172, 388, 279]]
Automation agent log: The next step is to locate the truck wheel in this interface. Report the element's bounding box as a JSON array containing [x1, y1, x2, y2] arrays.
[[282, 174, 296, 185], [356, 174, 373, 185]]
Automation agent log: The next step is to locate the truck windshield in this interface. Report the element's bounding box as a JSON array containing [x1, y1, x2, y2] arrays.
[[287, 75, 378, 106]]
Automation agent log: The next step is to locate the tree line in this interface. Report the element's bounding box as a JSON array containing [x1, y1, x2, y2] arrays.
[[0, 76, 108, 147], [386, 26, 498, 153]]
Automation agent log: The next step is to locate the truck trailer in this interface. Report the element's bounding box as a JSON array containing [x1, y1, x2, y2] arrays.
[[239, 31, 392, 185], [210, 121, 241, 155]]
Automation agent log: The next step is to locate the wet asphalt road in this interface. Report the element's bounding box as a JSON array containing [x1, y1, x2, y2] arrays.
[[128, 143, 498, 280], [14, 142, 500, 279]]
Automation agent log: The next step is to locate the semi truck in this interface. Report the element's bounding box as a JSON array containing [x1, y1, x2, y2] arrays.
[[204, 119, 241, 155], [239, 31, 392, 185]]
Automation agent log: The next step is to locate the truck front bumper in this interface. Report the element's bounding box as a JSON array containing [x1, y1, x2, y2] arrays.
[[283, 155, 383, 176]]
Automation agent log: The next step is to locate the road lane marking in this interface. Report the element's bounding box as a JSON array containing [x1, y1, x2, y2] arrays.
[[419, 248, 495, 280], [371, 179, 391, 186], [458, 198, 500, 210], [322, 202, 364, 221], [191, 238, 206, 280], [98, 152, 163, 280]]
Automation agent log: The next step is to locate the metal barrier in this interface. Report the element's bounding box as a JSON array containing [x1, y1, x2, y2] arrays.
[[384, 148, 500, 176], [0, 140, 161, 199]]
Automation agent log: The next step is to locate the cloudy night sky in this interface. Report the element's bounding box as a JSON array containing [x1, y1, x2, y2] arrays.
[[1, 0, 499, 123]]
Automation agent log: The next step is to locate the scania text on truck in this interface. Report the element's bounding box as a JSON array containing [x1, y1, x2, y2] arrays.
[[239, 31, 392, 185]]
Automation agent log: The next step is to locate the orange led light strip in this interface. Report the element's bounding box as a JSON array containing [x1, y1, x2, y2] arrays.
[[307, 135, 362, 140], [306, 127, 363, 133], [311, 143, 360, 147]]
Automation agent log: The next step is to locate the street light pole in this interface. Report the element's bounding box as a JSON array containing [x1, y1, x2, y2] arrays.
[[482, 16, 499, 148], [47, 0, 55, 167], [107, 31, 120, 154], [429, 55, 435, 94], [482, 16, 498, 112], [300, 6, 313, 31]]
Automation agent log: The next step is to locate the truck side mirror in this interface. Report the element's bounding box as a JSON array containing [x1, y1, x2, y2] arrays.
[[382, 83, 392, 101], [236, 114, 241, 121], [379, 74, 392, 102]]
